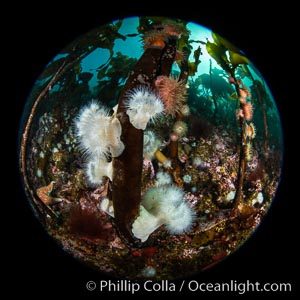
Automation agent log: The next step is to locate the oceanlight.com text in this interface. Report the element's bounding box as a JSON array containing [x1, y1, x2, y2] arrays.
[[86, 279, 292, 294], [186, 280, 292, 294]]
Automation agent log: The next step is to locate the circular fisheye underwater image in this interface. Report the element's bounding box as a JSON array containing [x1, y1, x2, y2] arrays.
[[19, 16, 283, 280]]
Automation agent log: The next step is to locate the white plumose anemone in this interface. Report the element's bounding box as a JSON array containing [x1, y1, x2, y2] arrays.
[[85, 156, 113, 186], [75, 102, 111, 158], [99, 171, 195, 242], [164, 202, 195, 234], [75, 101, 124, 159], [125, 86, 164, 130], [142, 184, 184, 212], [75, 101, 125, 187], [132, 183, 196, 242]]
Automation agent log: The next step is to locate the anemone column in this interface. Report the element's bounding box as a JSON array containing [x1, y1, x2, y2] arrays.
[[112, 40, 177, 244]]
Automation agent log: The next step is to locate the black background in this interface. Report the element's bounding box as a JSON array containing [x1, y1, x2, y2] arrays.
[[13, 2, 296, 297]]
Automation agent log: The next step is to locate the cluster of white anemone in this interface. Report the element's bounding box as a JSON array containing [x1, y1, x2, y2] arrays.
[[75, 101, 124, 186], [76, 86, 195, 242]]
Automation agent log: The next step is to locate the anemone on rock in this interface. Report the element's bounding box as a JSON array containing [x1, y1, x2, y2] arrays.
[[132, 183, 196, 242], [99, 174, 195, 243]]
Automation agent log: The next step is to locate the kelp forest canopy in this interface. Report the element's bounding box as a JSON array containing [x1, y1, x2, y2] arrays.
[[31, 17, 280, 145]]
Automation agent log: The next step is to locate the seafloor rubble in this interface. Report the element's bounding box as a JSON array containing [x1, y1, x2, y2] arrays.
[[26, 106, 280, 280]]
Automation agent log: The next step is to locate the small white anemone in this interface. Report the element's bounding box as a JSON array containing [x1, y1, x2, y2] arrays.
[[99, 198, 114, 217], [252, 192, 264, 206], [192, 156, 202, 168], [85, 156, 113, 186], [173, 120, 188, 137], [180, 104, 190, 117], [155, 171, 172, 185], [125, 86, 164, 130], [183, 174, 192, 184], [143, 130, 161, 160], [225, 190, 236, 203]]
